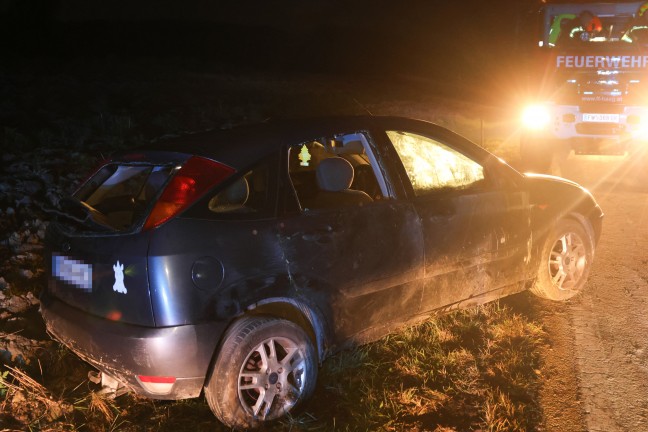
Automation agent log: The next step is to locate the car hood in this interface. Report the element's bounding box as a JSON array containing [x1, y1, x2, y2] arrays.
[[523, 172, 586, 189], [522, 172, 603, 241]]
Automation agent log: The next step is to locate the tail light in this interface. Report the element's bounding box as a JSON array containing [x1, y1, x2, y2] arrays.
[[137, 375, 176, 394], [143, 156, 234, 230]]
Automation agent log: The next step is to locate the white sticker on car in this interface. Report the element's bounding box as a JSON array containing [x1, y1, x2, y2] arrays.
[[53, 255, 92, 291], [112, 260, 128, 294]]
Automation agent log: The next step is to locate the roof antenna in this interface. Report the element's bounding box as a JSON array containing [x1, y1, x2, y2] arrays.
[[351, 96, 373, 116]]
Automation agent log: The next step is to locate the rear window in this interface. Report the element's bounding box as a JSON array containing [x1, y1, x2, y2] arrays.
[[74, 164, 174, 231]]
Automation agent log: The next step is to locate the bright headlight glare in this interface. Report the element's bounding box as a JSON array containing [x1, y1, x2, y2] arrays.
[[631, 117, 648, 140], [522, 105, 551, 130]]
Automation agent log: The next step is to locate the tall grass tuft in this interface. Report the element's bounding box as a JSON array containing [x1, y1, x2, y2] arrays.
[[0, 365, 73, 425], [281, 301, 545, 431]]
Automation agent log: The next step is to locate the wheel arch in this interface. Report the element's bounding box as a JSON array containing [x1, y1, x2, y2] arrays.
[[243, 297, 330, 364], [202, 297, 329, 394], [563, 209, 599, 249]]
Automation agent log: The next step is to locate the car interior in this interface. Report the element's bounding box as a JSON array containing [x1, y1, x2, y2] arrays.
[[288, 132, 386, 211], [207, 164, 271, 215]]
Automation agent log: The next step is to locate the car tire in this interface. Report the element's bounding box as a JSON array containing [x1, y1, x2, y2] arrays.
[[204, 316, 317, 429], [530, 218, 594, 301]]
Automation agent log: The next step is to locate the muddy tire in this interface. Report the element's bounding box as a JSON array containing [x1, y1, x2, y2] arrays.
[[204, 316, 317, 429], [530, 218, 594, 301]]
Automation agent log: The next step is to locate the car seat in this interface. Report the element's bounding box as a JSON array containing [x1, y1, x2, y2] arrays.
[[303, 157, 373, 209], [208, 177, 249, 213]]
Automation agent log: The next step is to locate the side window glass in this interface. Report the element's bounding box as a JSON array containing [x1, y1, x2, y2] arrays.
[[287, 132, 387, 211], [288, 141, 329, 207], [208, 159, 271, 216], [386, 130, 485, 196]]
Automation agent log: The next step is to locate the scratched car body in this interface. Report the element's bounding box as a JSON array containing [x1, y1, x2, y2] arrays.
[[40, 116, 603, 428]]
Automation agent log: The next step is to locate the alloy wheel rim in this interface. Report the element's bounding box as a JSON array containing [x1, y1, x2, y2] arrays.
[[548, 231, 587, 291], [238, 336, 307, 419]]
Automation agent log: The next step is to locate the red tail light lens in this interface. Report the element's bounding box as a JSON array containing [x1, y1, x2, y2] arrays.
[[143, 156, 234, 230], [137, 375, 177, 394]]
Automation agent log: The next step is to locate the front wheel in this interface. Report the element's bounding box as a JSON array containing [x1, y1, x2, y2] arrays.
[[530, 218, 594, 301], [204, 316, 317, 429]]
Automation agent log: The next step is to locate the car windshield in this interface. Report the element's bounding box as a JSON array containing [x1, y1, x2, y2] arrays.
[[545, 4, 648, 48], [73, 163, 174, 231]]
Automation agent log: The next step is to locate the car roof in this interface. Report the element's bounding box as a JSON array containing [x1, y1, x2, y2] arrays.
[[143, 116, 438, 170]]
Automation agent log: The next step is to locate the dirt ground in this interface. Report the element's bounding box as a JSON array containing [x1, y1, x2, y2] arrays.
[[529, 156, 648, 432]]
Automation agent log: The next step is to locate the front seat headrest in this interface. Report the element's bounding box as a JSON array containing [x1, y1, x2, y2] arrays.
[[316, 157, 354, 192]]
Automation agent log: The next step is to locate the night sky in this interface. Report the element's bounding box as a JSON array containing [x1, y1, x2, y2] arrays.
[[0, 0, 546, 152], [0, 0, 539, 78]]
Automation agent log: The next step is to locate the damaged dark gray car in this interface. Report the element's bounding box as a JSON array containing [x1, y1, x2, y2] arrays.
[[40, 116, 603, 428]]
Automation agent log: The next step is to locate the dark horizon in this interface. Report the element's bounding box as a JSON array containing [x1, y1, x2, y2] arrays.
[[0, 0, 539, 78]]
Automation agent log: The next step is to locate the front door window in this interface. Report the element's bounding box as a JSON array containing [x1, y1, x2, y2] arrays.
[[386, 130, 485, 195]]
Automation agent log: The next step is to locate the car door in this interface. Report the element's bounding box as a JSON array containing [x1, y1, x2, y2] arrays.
[[381, 126, 531, 313], [278, 130, 425, 345]]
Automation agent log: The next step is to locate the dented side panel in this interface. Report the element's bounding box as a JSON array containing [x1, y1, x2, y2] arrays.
[[414, 189, 531, 312], [278, 200, 425, 346], [147, 217, 288, 327]]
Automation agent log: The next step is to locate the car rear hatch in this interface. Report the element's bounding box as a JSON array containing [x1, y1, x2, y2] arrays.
[[45, 152, 234, 326]]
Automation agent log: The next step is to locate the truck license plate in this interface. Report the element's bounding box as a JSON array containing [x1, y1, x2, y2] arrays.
[[582, 113, 620, 123]]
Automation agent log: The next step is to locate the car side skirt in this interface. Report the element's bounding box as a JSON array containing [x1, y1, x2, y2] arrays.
[[342, 281, 528, 349]]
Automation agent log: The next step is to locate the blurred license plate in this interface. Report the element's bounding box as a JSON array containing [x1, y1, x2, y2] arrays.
[[582, 113, 619, 123], [53, 255, 93, 291]]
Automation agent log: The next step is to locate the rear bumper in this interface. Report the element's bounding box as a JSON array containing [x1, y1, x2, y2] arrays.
[[40, 292, 227, 399]]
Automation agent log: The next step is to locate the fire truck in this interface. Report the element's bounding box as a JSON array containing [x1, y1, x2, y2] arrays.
[[520, 1, 648, 173]]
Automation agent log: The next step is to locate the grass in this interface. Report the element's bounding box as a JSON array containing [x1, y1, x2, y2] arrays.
[[285, 302, 545, 431], [0, 365, 73, 427], [1, 298, 546, 431]]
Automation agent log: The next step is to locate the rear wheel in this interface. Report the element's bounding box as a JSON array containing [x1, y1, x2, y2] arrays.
[[204, 316, 317, 429], [530, 218, 594, 301]]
